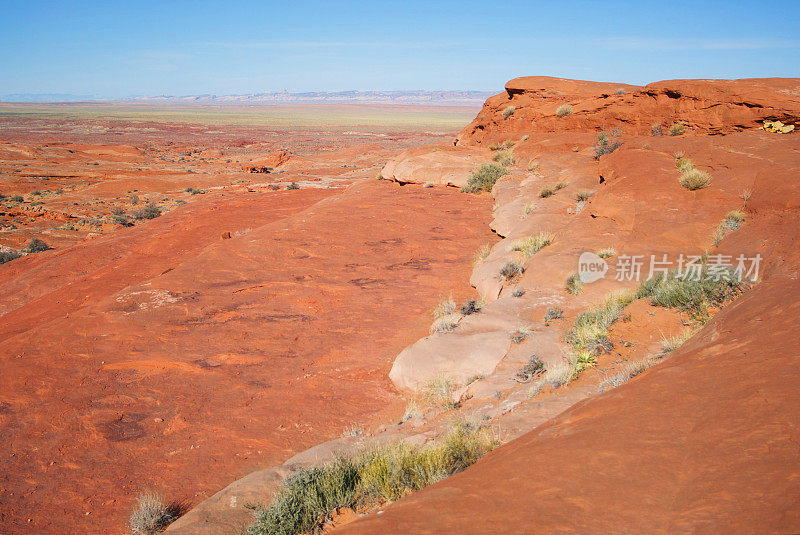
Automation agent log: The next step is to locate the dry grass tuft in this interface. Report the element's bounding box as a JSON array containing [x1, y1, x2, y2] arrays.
[[556, 104, 573, 117], [679, 169, 711, 190], [511, 232, 554, 258]]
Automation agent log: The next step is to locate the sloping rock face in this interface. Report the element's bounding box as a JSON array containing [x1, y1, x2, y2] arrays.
[[380, 144, 491, 188], [335, 79, 800, 533], [457, 76, 800, 145]]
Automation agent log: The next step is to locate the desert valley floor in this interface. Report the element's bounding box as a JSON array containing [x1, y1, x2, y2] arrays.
[[1, 78, 799, 534]]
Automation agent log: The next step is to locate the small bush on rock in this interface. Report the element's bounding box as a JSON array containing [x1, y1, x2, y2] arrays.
[[462, 164, 509, 193], [556, 104, 573, 117]]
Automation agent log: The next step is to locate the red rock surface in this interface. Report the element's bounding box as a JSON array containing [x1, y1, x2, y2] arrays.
[[457, 76, 800, 144], [337, 79, 800, 533], [0, 116, 494, 534]]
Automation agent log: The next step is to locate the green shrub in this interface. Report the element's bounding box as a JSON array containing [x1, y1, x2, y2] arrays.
[[593, 129, 622, 159], [492, 150, 514, 167], [556, 104, 573, 117], [0, 250, 22, 264], [511, 232, 554, 258], [636, 268, 743, 323], [26, 238, 51, 253], [669, 123, 686, 136], [247, 425, 496, 535], [544, 306, 563, 325], [566, 290, 634, 362], [675, 157, 694, 172], [133, 204, 162, 220], [500, 261, 524, 280], [679, 169, 711, 190], [462, 164, 509, 193], [565, 272, 583, 295]]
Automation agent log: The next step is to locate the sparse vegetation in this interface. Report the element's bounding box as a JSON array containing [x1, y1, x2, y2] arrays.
[[566, 290, 635, 371], [10, 195, 23, 203], [523, 201, 536, 216], [565, 272, 583, 295], [133, 203, 162, 220], [515, 356, 545, 382], [492, 149, 514, 166], [660, 329, 693, 353], [0, 250, 22, 264], [432, 295, 456, 319], [500, 261, 524, 280], [593, 128, 622, 159], [636, 267, 744, 324], [675, 156, 694, 172], [544, 307, 564, 325], [509, 328, 531, 344], [539, 186, 555, 198], [473, 243, 492, 264], [651, 123, 663, 136], [598, 355, 659, 393], [669, 123, 686, 136], [129, 491, 177, 535], [556, 104, 573, 117], [185, 187, 204, 195], [25, 238, 51, 253], [461, 164, 509, 193], [287, 182, 300, 190], [459, 299, 481, 315], [247, 424, 495, 535], [502, 105, 516, 119], [431, 317, 458, 333], [679, 169, 711, 190], [575, 191, 594, 202], [425, 378, 461, 409], [595, 247, 617, 259], [512, 288, 525, 298], [713, 210, 746, 245], [511, 232, 554, 258]]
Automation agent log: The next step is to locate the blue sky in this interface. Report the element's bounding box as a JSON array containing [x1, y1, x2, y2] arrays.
[[1, 0, 798, 98]]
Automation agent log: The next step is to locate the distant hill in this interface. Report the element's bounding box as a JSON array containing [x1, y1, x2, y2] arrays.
[[1, 90, 495, 106]]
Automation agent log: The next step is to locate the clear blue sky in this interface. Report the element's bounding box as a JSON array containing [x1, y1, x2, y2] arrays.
[[1, 0, 798, 98]]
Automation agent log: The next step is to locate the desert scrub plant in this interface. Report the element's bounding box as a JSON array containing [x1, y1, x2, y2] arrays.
[[509, 327, 531, 344], [575, 191, 594, 202], [660, 329, 693, 353], [565, 272, 583, 295], [523, 201, 536, 216], [499, 261, 524, 281], [514, 356, 545, 382], [287, 182, 300, 190], [556, 104, 573, 117], [712, 210, 746, 245], [668, 123, 686, 136], [461, 164, 509, 193], [492, 149, 514, 167], [554, 181, 567, 191], [247, 424, 493, 535], [512, 288, 525, 297], [432, 295, 456, 319], [10, 195, 24, 203], [593, 128, 622, 159], [511, 232, 554, 258], [129, 491, 177, 535], [0, 249, 21, 264], [598, 355, 659, 393], [431, 317, 458, 334], [675, 156, 694, 173], [133, 203, 162, 220], [25, 237, 51, 253], [679, 169, 711, 190], [543, 306, 564, 325], [651, 123, 663, 136], [502, 105, 516, 119], [473, 243, 492, 265], [595, 247, 617, 259], [636, 268, 743, 323], [424, 378, 461, 409], [566, 290, 635, 362], [459, 299, 482, 315], [539, 186, 555, 198]]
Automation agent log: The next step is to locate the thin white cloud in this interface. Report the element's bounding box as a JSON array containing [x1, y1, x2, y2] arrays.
[[186, 40, 462, 49], [600, 37, 800, 51]]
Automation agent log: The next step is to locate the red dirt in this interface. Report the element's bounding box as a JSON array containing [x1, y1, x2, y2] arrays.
[[0, 116, 495, 534]]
